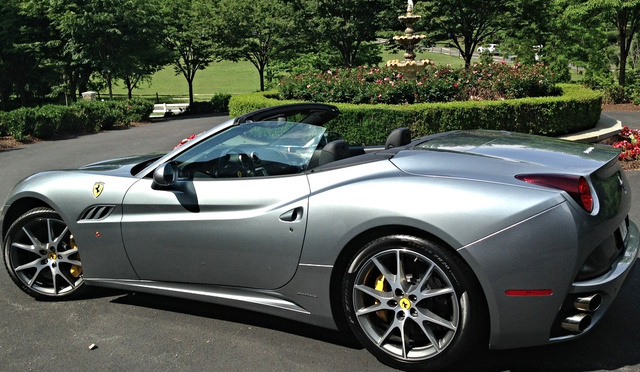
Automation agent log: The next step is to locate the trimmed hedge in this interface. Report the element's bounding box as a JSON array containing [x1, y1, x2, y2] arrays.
[[229, 84, 602, 145], [0, 99, 153, 141], [185, 93, 232, 115]]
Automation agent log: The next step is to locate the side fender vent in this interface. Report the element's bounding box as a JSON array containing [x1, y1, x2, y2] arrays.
[[79, 205, 115, 221]]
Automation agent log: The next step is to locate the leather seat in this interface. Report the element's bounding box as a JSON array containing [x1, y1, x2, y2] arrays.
[[317, 140, 350, 166]]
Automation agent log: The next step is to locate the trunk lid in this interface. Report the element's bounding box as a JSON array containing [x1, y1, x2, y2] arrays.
[[412, 130, 619, 172]]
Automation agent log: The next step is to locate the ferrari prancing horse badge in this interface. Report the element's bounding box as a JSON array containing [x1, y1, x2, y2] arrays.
[[93, 182, 104, 198]]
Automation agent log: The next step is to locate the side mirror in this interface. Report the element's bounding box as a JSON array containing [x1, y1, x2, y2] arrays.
[[153, 162, 178, 187]]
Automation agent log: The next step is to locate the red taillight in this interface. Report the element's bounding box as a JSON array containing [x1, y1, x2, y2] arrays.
[[515, 174, 594, 212]]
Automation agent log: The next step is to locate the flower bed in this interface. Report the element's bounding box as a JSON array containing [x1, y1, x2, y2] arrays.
[[613, 126, 640, 170], [278, 62, 561, 105]]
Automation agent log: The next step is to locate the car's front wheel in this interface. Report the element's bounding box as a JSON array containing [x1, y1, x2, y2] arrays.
[[3, 207, 85, 300], [342, 235, 485, 371]]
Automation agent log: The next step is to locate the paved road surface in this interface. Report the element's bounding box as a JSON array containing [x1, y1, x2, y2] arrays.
[[0, 112, 639, 372]]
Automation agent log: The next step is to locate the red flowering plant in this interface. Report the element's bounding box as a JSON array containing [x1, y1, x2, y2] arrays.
[[278, 62, 561, 105], [613, 126, 640, 161]]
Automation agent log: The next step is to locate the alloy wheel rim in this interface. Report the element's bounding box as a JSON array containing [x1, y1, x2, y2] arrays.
[[9, 216, 83, 296], [353, 248, 460, 360]]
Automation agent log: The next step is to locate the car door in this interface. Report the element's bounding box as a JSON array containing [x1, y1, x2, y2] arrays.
[[120, 174, 309, 289], [119, 120, 325, 290]]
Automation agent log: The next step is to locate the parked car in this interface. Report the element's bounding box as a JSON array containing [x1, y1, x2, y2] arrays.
[[2, 103, 637, 371], [477, 43, 500, 55]]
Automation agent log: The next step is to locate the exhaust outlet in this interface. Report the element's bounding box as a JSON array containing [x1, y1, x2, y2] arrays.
[[562, 313, 592, 333], [574, 294, 602, 312]]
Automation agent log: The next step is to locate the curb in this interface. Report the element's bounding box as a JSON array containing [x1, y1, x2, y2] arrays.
[[559, 114, 621, 143]]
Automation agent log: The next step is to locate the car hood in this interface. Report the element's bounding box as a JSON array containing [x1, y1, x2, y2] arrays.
[[77, 153, 164, 177], [391, 130, 620, 180]]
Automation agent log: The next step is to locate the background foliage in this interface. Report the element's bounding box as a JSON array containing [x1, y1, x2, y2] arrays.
[[1, 0, 640, 108]]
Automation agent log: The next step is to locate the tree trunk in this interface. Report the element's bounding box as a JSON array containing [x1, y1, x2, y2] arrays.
[[107, 73, 114, 100], [619, 41, 628, 87], [259, 68, 265, 92]]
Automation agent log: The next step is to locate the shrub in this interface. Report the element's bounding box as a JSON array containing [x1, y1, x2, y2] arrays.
[[31, 105, 84, 139], [122, 98, 154, 122], [0, 99, 153, 141], [0, 111, 9, 136], [3, 108, 36, 141], [230, 83, 602, 145], [185, 102, 214, 115], [210, 93, 231, 112], [73, 100, 123, 130], [278, 62, 561, 105], [602, 85, 627, 104], [184, 94, 231, 115]]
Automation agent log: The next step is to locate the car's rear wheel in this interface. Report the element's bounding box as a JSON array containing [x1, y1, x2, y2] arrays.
[[342, 235, 484, 371], [3, 207, 85, 300]]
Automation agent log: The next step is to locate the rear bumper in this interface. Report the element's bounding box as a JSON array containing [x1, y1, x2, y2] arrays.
[[549, 220, 639, 342]]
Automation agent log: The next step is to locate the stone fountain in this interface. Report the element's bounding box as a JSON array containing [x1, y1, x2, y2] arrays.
[[386, 0, 432, 79]]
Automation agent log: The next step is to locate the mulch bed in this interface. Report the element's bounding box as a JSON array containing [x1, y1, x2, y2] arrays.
[[621, 160, 640, 171], [602, 103, 640, 112], [0, 135, 38, 150]]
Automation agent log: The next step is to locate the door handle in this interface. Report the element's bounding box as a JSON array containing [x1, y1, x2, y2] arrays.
[[279, 207, 303, 222]]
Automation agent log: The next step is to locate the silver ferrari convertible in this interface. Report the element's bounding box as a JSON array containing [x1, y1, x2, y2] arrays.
[[2, 103, 638, 371]]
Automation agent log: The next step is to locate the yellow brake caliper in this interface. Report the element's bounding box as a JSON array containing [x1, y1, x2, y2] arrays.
[[375, 274, 389, 322], [69, 235, 82, 278]]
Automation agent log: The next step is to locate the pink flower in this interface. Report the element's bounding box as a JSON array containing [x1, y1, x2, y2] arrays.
[[378, 94, 382, 98], [417, 81, 423, 86], [327, 70, 332, 74], [306, 84, 311, 88], [454, 83, 458, 88]]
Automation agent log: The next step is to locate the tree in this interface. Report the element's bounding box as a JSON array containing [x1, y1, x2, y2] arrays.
[[420, 0, 514, 68], [499, 0, 571, 82], [159, 0, 218, 104], [119, 43, 171, 99], [106, 0, 169, 99], [0, 0, 58, 106], [213, 0, 299, 92], [565, 0, 640, 86], [46, 0, 168, 100], [294, 0, 395, 67]]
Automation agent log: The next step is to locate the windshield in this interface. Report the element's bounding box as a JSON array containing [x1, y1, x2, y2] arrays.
[[171, 121, 327, 179]]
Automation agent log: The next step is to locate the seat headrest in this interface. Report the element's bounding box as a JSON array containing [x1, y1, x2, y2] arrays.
[[385, 127, 411, 149], [318, 140, 350, 166]]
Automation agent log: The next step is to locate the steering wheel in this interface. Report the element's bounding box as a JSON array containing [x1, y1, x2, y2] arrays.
[[215, 148, 256, 178]]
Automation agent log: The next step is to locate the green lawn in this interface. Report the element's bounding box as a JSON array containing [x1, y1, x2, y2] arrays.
[[109, 51, 464, 100], [111, 60, 261, 100]]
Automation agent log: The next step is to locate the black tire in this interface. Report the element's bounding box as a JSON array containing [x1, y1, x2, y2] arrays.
[[3, 207, 86, 300], [342, 235, 485, 371]]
